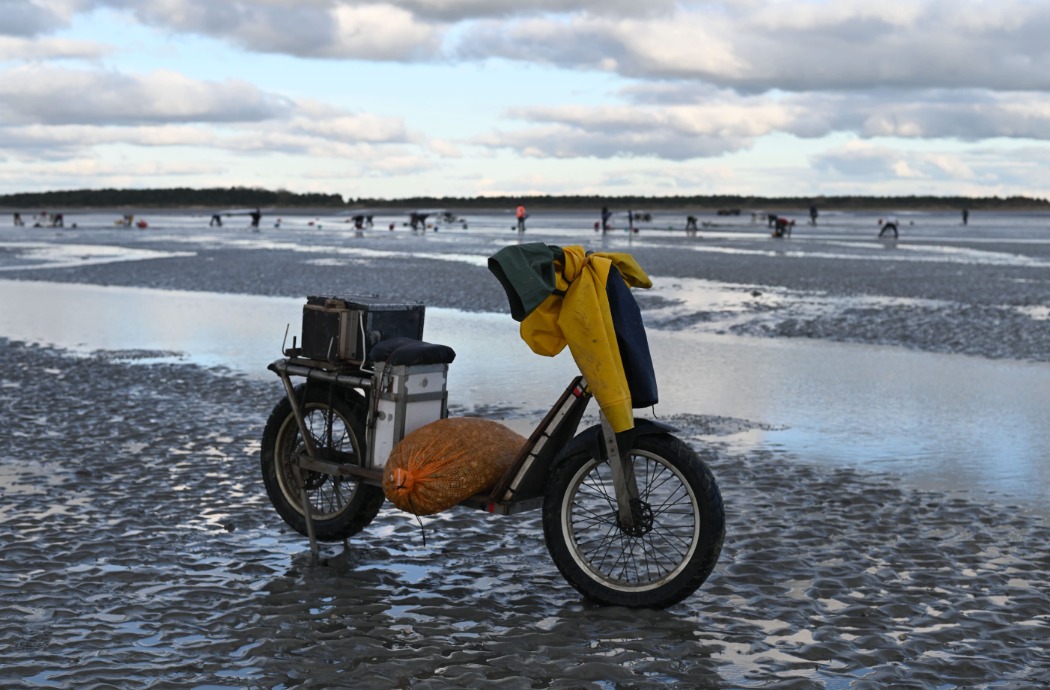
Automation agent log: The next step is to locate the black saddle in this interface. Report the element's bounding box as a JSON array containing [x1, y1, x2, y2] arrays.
[[369, 337, 456, 366]]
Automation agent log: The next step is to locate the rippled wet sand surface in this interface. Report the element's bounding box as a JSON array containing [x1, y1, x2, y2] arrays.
[[3, 212, 1050, 687], [2, 341, 1048, 688]]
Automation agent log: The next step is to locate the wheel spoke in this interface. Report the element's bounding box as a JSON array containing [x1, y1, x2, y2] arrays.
[[593, 521, 627, 574]]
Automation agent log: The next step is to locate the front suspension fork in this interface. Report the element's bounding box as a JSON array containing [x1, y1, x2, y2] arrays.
[[600, 412, 641, 532]]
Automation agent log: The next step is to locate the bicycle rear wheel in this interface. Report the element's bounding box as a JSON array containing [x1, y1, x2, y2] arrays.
[[261, 384, 385, 541]]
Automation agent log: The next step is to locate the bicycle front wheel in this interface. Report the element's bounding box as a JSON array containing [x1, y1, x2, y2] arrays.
[[543, 433, 724, 608]]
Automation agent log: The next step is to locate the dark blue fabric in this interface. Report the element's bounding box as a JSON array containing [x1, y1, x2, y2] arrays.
[[606, 266, 658, 408]]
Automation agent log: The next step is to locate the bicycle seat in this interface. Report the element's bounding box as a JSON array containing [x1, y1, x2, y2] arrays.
[[370, 337, 456, 366]]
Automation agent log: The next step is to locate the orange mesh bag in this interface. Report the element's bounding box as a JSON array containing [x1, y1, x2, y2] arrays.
[[383, 417, 525, 515]]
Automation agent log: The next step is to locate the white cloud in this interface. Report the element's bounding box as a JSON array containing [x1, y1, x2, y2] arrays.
[[0, 65, 294, 125], [450, 1, 1050, 91], [0, 0, 71, 36], [428, 138, 461, 157], [0, 35, 111, 59], [0, 65, 424, 166], [326, 4, 441, 59], [96, 0, 446, 60], [478, 100, 799, 159], [16, 1, 1050, 92], [812, 141, 983, 185], [396, 0, 680, 21], [0, 120, 424, 163], [474, 87, 1050, 165], [285, 101, 414, 144], [0, 124, 204, 159], [808, 91, 1050, 142]]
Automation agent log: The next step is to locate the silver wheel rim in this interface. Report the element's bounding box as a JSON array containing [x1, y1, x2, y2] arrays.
[[561, 451, 701, 592]]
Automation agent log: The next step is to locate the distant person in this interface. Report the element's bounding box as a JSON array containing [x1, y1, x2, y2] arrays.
[[13, 212, 23, 226], [352, 214, 365, 230], [878, 217, 899, 239], [249, 208, 261, 229], [409, 212, 428, 231], [516, 204, 527, 232], [767, 213, 778, 228], [962, 209, 969, 225], [209, 213, 223, 227], [773, 217, 794, 238], [810, 205, 818, 225], [51, 213, 64, 227], [601, 206, 612, 233], [628, 209, 635, 233], [685, 215, 699, 237]]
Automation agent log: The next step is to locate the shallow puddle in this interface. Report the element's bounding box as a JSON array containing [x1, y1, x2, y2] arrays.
[[1, 278, 1048, 515]]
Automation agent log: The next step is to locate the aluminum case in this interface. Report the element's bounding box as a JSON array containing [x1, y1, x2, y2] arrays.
[[368, 361, 449, 469]]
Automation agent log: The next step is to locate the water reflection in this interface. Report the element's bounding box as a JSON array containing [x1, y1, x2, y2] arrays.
[[1, 278, 1047, 514], [0, 242, 194, 271]]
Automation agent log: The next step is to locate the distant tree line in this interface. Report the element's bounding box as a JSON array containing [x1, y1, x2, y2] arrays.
[[1, 187, 1048, 211], [356, 194, 1050, 212], [0, 187, 344, 209], [350, 193, 1050, 212]]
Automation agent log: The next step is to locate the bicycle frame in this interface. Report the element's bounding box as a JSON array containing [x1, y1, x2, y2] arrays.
[[267, 353, 646, 557]]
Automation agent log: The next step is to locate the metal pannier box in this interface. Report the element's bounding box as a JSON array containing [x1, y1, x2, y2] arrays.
[[301, 295, 425, 363], [368, 361, 449, 469]]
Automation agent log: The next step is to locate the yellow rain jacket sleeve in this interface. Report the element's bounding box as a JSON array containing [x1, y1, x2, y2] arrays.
[[519, 246, 652, 432]]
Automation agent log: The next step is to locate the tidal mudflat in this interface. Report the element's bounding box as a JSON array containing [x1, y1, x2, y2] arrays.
[[1, 210, 1048, 687]]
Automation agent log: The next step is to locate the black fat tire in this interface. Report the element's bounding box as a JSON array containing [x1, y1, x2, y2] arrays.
[[260, 383, 385, 541], [543, 433, 725, 608]]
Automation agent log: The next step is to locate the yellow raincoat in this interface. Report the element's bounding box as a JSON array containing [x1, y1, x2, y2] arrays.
[[519, 246, 652, 432]]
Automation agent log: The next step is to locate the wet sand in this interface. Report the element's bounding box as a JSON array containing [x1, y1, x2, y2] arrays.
[[8, 216, 1050, 362], [2, 216, 1049, 687]]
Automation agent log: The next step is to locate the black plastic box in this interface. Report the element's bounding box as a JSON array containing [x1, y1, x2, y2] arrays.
[[301, 295, 424, 363]]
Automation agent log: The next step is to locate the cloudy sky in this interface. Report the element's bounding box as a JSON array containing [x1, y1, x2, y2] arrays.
[[3, 0, 1050, 200]]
